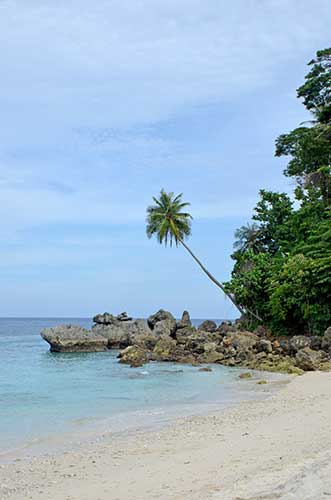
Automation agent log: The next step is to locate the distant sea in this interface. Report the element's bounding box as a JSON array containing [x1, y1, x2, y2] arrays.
[[0, 317, 277, 460]]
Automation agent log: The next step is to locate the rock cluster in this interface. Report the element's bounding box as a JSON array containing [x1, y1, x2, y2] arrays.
[[40, 310, 331, 373]]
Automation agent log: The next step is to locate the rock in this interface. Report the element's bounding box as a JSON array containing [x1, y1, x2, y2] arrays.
[[257, 339, 273, 354], [183, 332, 215, 354], [92, 324, 130, 349], [175, 326, 197, 344], [177, 310, 192, 329], [93, 319, 154, 349], [118, 345, 149, 367], [198, 367, 212, 372], [198, 320, 217, 333], [93, 312, 116, 325], [224, 331, 259, 351], [198, 351, 224, 363], [321, 327, 331, 352], [289, 335, 311, 354], [147, 309, 176, 329], [309, 336, 323, 351], [254, 325, 271, 338], [41, 325, 108, 353], [256, 351, 267, 360], [153, 318, 177, 337], [116, 312, 133, 321], [295, 347, 326, 371], [217, 322, 235, 335], [257, 380, 267, 385], [239, 372, 252, 379], [151, 337, 179, 361]]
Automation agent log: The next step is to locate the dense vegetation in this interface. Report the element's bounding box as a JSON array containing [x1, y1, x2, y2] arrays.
[[226, 48, 331, 336]]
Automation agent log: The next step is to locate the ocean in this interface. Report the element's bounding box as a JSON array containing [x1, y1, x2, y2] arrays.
[[0, 317, 280, 459]]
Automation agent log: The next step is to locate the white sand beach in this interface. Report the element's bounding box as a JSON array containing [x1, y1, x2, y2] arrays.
[[1, 371, 331, 500]]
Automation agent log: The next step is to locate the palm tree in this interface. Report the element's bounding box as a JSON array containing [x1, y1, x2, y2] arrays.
[[146, 189, 248, 318], [233, 223, 262, 254]]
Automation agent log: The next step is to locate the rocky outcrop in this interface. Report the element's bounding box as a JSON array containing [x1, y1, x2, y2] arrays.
[[40, 312, 331, 375], [41, 325, 108, 353]]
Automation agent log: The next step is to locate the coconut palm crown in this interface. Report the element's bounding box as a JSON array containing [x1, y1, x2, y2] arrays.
[[146, 189, 263, 320], [146, 190, 192, 246]]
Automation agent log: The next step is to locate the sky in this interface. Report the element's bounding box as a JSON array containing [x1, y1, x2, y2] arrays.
[[1, 0, 331, 318]]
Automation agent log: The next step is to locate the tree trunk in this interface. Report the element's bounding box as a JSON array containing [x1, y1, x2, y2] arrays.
[[179, 238, 262, 321]]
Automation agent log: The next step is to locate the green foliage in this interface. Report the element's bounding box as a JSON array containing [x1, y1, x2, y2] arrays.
[[275, 125, 331, 204], [297, 48, 331, 124], [233, 223, 262, 255], [146, 189, 192, 246], [227, 48, 331, 335]]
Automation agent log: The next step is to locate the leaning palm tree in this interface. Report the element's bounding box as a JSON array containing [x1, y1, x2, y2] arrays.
[[146, 189, 248, 318]]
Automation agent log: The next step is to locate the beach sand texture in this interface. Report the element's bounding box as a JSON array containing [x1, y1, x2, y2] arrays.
[[1, 371, 331, 500]]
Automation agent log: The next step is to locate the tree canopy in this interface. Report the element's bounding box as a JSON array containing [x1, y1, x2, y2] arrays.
[[226, 48, 331, 335]]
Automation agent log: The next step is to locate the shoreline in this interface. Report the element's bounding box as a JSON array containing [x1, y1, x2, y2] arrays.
[[0, 366, 288, 465], [2, 371, 331, 499]]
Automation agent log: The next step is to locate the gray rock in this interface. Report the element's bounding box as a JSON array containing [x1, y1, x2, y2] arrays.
[[175, 326, 197, 344], [41, 325, 108, 353], [116, 312, 133, 321], [309, 336, 323, 351], [92, 324, 130, 349], [92, 312, 116, 325], [289, 335, 311, 354], [322, 327, 331, 352], [198, 320, 217, 333], [177, 310, 192, 329], [93, 319, 154, 349], [147, 309, 176, 330], [223, 331, 259, 351], [217, 321, 235, 335], [257, 339, 273, 354], [295, 347, 326, 371], [153, 318, 177, 337]]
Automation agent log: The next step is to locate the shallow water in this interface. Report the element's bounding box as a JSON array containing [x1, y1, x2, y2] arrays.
[[0, 318, 284, 458]]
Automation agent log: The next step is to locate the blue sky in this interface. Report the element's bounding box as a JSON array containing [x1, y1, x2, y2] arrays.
[[1, 0, 331, 318]]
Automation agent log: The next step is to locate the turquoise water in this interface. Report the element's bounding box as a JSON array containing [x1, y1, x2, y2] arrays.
[[0, 318, 271, 457]]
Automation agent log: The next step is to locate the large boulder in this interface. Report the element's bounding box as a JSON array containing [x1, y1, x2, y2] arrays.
[[177, 310, 192, 329], [321, 327, 331, 352], [198, 320, 217, 333], [295, 347, 326, 371], [147, 309, 177, 336], [153, 319, 177, 337], [289, 335, 311, 354], [118, 345, 149, 367], [41, 325, 108, 353]]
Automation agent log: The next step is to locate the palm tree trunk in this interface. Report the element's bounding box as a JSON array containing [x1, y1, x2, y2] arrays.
[[179, 238, 262, 321]]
